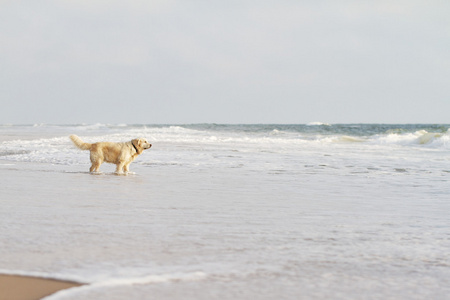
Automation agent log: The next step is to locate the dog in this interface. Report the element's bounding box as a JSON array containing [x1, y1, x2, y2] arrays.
[[70, 135, 152, 173]]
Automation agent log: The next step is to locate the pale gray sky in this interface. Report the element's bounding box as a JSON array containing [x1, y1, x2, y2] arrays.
[[1, 0, 449, 124]]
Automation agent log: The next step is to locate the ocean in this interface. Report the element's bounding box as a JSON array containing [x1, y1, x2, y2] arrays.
[[1, 123, 449, 299]]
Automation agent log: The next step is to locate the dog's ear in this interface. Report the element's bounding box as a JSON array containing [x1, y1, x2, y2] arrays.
[[132, 139, 143, 154]]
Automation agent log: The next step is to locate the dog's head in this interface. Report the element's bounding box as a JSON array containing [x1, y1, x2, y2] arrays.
[[132, 138, 152, 154]]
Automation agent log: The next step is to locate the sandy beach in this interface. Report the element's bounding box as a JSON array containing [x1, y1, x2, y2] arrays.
[[0, 275, 81, 300]]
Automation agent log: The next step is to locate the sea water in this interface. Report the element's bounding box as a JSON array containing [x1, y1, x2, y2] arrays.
[[0, 124, 449, 299]]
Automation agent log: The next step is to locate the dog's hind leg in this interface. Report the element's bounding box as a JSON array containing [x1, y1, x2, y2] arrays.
[[90, 154, 103, 173], [90, 161, 102, 172]]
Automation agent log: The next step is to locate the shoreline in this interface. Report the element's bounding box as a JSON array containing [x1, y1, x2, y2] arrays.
[[0, 274, 82, 300]]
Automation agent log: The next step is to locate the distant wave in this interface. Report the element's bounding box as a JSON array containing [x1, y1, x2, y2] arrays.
[[306, 122, 331, 126]]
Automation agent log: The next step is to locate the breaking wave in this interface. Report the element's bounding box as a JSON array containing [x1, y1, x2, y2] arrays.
[[371, 129, 450, 148]]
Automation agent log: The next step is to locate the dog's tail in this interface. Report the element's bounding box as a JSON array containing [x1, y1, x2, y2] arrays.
[[70, 135, 92, 151]]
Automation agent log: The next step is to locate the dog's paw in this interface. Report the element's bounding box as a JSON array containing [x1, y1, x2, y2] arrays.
[[90, 171, 103, 175]]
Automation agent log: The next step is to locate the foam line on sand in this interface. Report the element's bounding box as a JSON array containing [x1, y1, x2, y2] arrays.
[[0, 275, 82, 300]]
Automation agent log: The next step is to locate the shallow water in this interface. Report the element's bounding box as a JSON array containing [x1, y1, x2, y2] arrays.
[[1, 124, 449, 299]]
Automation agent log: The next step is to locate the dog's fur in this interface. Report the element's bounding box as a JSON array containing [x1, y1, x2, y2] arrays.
[[70, 135, 151, 173]]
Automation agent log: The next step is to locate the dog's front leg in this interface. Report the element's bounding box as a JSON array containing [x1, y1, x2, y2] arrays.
[[115, 162, 126, 174]]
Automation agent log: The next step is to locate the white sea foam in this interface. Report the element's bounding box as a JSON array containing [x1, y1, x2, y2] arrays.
[[43, 272, 207, 300]]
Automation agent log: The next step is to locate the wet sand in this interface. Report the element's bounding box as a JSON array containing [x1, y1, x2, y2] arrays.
[[0, 275, 82, 300]]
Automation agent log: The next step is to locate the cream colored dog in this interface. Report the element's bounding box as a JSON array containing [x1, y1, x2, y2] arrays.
[[70, 135, 152, 173]]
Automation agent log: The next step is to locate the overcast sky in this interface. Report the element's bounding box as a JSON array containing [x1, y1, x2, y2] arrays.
[[1, 0, 449, 124]]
